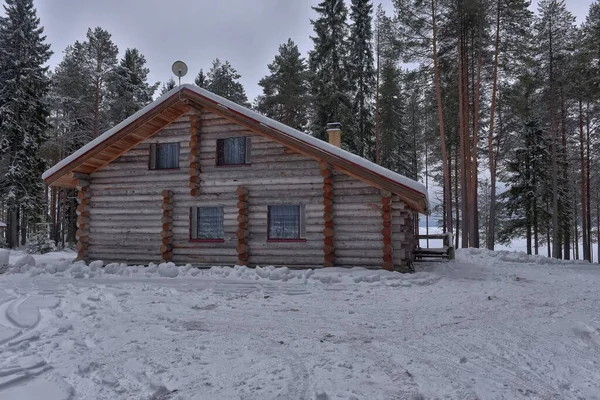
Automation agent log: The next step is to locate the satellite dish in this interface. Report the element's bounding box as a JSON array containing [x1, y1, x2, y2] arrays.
[[172, 60, 188, 78]]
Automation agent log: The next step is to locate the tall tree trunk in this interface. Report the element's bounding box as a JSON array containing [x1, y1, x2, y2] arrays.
[[586, 105, 592, 262], [561, 96, 569, 260], [431, 0, 453, 234], [549, 15, 561, 259], [487, 0, 501, 251], [20, 209, 26, 246], [470, 18, 483, 249], [454, 150, 460, 248], [579, 99, 589, 261], [458, 29, 469, 248], [9, 210, 18, 249]]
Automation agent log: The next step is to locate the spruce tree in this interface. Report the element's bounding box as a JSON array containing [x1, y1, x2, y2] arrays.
[[159, 77, 177, 95], [0, 0, 52, 247], [256, 39, 310, 131], [204, 59, 250, 107], [194, 69, 206, 88], [348, 0, 375, 158], [107, 48, 159, 124], [309, 0, 352, 142]]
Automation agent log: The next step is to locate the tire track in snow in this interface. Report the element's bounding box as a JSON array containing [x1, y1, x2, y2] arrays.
[[0, 293, 73, 400]]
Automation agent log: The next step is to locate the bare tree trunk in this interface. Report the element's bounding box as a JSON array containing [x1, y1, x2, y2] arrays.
[[579, 99, 589, 261], [458, 29, 469, 248], [470, 17, 483, 249], [20, 209, 26, 247], [586, 106, 592, 262], [454, 150, 460, 248], [561, 97, 570, 260], [432, 0, 453, 234], [487, 0, 501, 251], [9, 210, 18, 249]]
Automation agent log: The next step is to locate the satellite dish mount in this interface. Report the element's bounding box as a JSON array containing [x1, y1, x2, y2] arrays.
[[171, 60, 188, 87]]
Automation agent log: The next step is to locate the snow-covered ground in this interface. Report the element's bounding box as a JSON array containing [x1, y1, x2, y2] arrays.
[[0, 249, 599, 400]]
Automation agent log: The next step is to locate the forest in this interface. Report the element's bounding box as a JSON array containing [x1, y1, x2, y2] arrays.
[[0, 0, 598, 262]]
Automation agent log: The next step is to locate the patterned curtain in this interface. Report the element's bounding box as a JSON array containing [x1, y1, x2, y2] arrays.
[[198, 207, 224, 239], [269, 205, 299, 239]]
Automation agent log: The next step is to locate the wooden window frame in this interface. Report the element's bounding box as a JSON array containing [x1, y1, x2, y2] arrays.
[[216, 136, 252, 167], [149, 142, 180, 170], [189, 206, 225, 243], [267, 204, 306, 242]]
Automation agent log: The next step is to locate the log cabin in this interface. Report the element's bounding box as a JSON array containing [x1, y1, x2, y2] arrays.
[[42, 84, 429, 271]]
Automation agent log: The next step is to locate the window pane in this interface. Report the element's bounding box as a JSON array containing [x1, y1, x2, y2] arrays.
[[197, 207, 224, 239], [269, 205, 299, 239], [157, 143, 178, 169], [218, 137, 246, 165]]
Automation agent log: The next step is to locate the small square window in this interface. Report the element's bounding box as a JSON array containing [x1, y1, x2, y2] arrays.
[[217, 137, 251, 165], [268, 205, 306, 240], [191, 207, 224, 240], [150, 143, 179, 169]]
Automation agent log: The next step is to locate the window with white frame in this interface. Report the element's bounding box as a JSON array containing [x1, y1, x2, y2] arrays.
[[217, 137, 251, 165], [268, 205, 306, 240], [149, 142, 179, 169], [190, 207, 224, 240]]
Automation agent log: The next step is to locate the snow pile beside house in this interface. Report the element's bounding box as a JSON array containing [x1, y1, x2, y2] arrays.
[[2, 256, 418, 286], [456, 247, 593, 267]]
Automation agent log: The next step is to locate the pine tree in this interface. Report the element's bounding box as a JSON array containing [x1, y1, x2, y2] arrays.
[[348, 0, 375, 158], [107, 48, 159, 124], [204, 59, 249, 107], [255, 39, 310, 131], [159, 77, 177, 95], [86, 27, 118, 138], [0, 0, 52, 247], [309, 0, 352, 142], [194, 69, 206, 88]]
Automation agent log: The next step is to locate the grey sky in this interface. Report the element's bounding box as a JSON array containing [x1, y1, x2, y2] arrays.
[[35, 0, 593, 102]]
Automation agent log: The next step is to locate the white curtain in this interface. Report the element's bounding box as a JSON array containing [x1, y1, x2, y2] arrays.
[[158, 143, 179, 169], [221, 137, 246, 165], [269, 205, 299, 239], [198, 207, 224, 239]]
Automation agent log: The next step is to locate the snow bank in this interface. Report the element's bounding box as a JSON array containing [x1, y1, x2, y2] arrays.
[[456, 248, 594, 267], [1, 258, 415, 286]]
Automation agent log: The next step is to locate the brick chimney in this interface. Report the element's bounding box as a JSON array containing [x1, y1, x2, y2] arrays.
[[326, 122, 342, 147]]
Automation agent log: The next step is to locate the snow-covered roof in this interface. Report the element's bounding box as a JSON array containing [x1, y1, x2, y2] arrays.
[[0, 221, 6, 228], [43, 84, 429, 213]]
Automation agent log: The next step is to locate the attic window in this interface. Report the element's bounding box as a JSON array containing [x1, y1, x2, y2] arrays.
[[150, 143, 179, 170], [217, 137, 251, 165]]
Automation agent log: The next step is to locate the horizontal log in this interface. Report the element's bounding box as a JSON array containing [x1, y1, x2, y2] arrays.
[[161, 231, 173, 238], [160, 244, 173, 253], [161, 190, 173, 198], [161, 203, 173, 211]]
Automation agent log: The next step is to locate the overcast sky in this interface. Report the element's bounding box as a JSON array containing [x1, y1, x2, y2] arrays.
[[35, 0, 593, 102]]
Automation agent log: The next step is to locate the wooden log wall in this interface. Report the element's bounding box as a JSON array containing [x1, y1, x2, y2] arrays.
[[320, 162, 335, 267], [75, 176, 91, 261], [236, 186, 249, 265], [86, 108, 417, 268], [161, 190, 174, 262]]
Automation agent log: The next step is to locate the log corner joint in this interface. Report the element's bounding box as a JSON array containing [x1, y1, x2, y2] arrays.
[[161, 190, 174, 262], [236, 186, 249, 266]]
